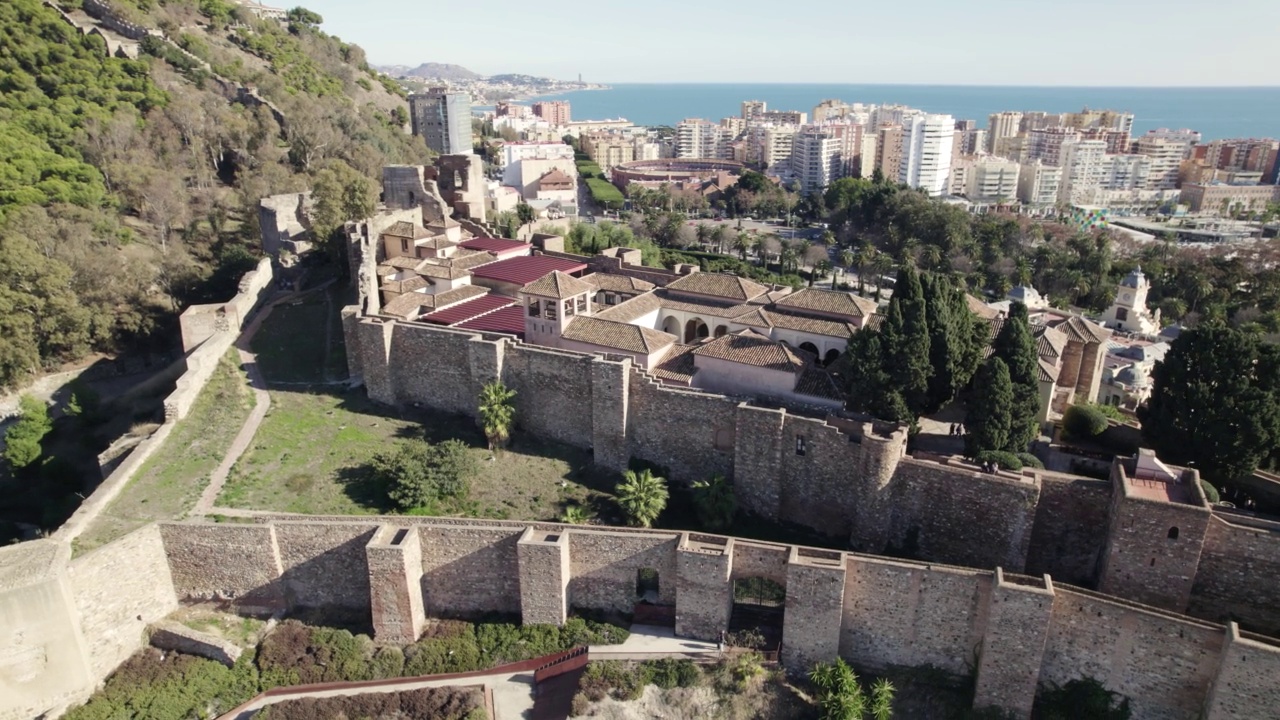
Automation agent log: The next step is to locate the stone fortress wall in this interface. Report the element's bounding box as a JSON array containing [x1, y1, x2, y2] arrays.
[[345, 313, 1280, 637], [6, 516, 1278, 720]]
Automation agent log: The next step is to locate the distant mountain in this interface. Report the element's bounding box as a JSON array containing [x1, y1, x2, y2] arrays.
[[376, 62, 482, 81]]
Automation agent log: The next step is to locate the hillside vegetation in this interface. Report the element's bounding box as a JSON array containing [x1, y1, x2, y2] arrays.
[[0, 0, 427, 388]]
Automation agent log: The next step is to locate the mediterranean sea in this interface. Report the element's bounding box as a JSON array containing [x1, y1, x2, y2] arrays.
[[529, 84, 1280, 141]]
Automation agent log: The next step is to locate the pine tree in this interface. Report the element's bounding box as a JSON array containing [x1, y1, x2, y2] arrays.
[[965, 357, 1014, 456], [991, 301, 1040, 452], [883, 264, 932, 417], [1139, 326, 1280, 484]]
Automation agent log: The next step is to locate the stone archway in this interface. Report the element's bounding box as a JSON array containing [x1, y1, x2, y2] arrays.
[[714, 325, 729, 338], [685, 317, 710, 343], [823, 349, 840, 367], [730, 577, 786, 649], [798, 342, 819, 359], [662, 315, 681, 337]]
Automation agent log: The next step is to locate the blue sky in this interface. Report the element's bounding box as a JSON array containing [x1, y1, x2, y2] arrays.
[[299, 0, 1280, 85]]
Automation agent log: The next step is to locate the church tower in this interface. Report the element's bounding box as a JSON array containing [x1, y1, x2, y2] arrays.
[[1103, 266, 1160, 335]]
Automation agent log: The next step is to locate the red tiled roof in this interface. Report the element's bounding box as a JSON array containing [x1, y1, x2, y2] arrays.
[[459, 237, 534, 254], [456, 305, 526, 337], [420, 294, 514, 326], [469, 256, 587, 286]]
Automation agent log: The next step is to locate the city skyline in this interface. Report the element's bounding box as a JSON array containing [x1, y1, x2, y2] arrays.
[[297, 0, 1280, 86]]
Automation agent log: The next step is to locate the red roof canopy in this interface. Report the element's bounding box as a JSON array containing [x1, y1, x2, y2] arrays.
[[419, 294, 514, 326], [458, 237, 534, 254], [469, 256, 587, 286], [456, 305, 527, 337]]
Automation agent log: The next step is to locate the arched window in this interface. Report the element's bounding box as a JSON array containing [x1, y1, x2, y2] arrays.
[[1168, 527, 1179, 540], [823, 349, 841, 367]]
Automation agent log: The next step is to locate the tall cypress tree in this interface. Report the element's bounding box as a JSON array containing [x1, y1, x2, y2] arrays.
[[922, 274, 962, 414], [991, 301, 1040, 451], [845, 323, 910, 422], [965, 357, 1014, 456], [950, 286, 986, 391], [885, 264, 932, 417]]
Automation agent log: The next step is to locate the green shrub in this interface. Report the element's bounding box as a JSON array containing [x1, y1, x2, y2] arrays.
[[256, 621, 377, 686], [579, 661, 645, 701], [643, 658, 700, 689], [1063, 403, 1109, 439], [371, 646, 405, 678], [372, 439, 477, 510], [62, 648, 255, 720], [1016, 452, 1045, 469], [976, 450, 1023, 471], [1200, 480, 1220, 504], [1034, 677, 1131, 720]]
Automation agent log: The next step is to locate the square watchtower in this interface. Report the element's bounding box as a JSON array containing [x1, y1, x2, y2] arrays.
[[1099, 449, 1211, 612]]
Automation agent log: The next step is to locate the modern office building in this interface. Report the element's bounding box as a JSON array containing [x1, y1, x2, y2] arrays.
[[409, 88, 472, 155]]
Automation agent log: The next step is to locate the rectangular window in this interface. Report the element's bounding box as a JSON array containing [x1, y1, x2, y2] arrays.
[[1116, 307, 1128, 321], [528, 300, 540, 318], [577, 296, 588, 313], [400, 238, 409, 252], [546, 303, 558, 321], [795, 436, 806, 456], [565, 299, 576, 317]]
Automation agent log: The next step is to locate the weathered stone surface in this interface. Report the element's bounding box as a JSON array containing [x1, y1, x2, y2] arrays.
[[675, 535, 732, 641], [517, 528, 569, 625], [1189, 514, 1280, 636], [973, 571, 1054, 718], [781, 548, 845, 670], [149, 621, 242, 666], [367, 526, 425, 645]]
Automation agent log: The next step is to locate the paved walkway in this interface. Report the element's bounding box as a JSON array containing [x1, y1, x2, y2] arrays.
[[589, 624, 718, 660]]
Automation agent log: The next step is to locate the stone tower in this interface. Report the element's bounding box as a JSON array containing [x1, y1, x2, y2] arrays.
[[849, 422, 908, 553], [522, 271, 594, 348], [1098, 449, 1211, 612], [1102, 266, 1160, 335]]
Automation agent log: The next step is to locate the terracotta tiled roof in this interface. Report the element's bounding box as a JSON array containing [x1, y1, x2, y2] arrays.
[[665, 272, 770, 302], [761, 310, 858, 339], [594, 292, 663, 322], [414, 263, 471, 280], [1034, 324, 1069, 360], [795, 365, 846, 403], [729, 307, 773, 329], [444, 250, 499, 270], [692, 330, 805, 372], [376, 265, 397, 277], [427, 216, 461, 229], [966, 294, 1003, 321], [1047, 314, 1112, 344], [459, 237, 533, 254], [382, 221, 432, 239], [865, 314, 886, 331], [651, 344, 698, 384], [538, 168, 574, 187], [580, 273, 656, 293], [385, 256, 422, 269], [561, 316, 676, 355], [774, 288, 877, 318], [382, 292, 436, 319], [523, 270, 594, 299], [1038, 358, 1062, 383], [415, 236, 456, 251], [432, 284, 488, 307], [380, 275, 429, 294]]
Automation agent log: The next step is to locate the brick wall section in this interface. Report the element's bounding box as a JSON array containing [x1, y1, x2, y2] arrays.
[[782, 548, 847, 669], [159, 524, 284, 611], [1203, 624, 1280, 720], [502, 345, 594, 448], [419, 526, 522, 617], [890, 459, 1040, 572], [973, 571, 1054, 717], [626, 372, 736, 483], [1025, 475, 1111, 586], [590, 358, 631, 472], [674, 535, 732, 641], [357, 319, 396, 404], [840, 559, 986, 676], [67, 525, 178, 678], [1189, 514, 1280, 635], [728, 541, 790, 584], [341, 306, 364, 379], [149, 621, 242, 666], [276, 523, 378, 611], [732, 404, 786, 519], [1040, 588, 1223, 720], [567, 531, 678, 612], [366, 526, 425, 645], [516, 528, 569, 625], [1099, 478, 1211, 612]]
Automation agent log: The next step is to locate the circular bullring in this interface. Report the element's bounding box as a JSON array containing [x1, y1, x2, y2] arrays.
[[611, 158, 746, 188]]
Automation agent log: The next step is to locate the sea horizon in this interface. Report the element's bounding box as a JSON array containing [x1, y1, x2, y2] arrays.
[[520, 83, 1280, 141]]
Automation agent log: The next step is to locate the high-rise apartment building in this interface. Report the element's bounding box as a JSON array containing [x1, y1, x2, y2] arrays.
[[761, 110, 808, 125], [875, 125, 904, 179], [1020, 111, 1062, 133], [1196, 138, 1279, 180], [1026, 127, 1082, 167], [755, 124, 798, 169], [964, 156, 1021, 203], [1100, 153, 1152, 192], [987, 111, 1023, 157], [813, 99, 848, 123], [899, 113, 955, 196], [675, 118, 730, 159], [741, 100, 767, 120], [826, 123, 876, 178], [1132, 136, 1191, 190], [409, 88, 472, 155], [1017, 160, 1063, 206], [531, 101, 571, 125], [1059, 140, 1108, 204], [791, 127, 843, 192]]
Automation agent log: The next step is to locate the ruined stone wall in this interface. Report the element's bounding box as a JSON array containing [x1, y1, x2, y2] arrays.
[[972, 572, 1054, 718], [516, 529, 570, 626], [419, 525, 523, 618], [626, 372, 737, 482], [1024, 474, 1111, 586], [276, 523, 378, 612], [840, 558, 987, 676], [781, 549, 847, 669], [1039, 588, 1223, 720], [502, 344, 595, 448], [567, 531, 678, 612], [159, 523, 283, 611], [889, 459, 1040, 572], [1190, 514, 1280, 635], [67, 525, 178, 678]]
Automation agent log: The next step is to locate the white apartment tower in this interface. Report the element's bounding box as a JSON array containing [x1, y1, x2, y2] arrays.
[[791, 127, 843, 192], [1017, 160, 1063, 206], [741, 100, 767, 121], [987, 111, 1023, 156], [1058, 139, 1108, 204], [898, 113, 955, 196], [965, 156, 1021, 203], [675, 118, 729, 159], [1132, 136, 1191, 190]]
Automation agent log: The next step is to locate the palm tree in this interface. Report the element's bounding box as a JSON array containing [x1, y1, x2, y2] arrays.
[[477, 380, 517, 450], [837, 248, 854, 289], [810, 658, 867, 720], [752, 235, 770, 267], [615, 468, 668, 528], [710, 224, 728, 254], [560, 504, 591, 524], [692, 474, 736, 531], [695, 223, 711, 250], [813, 259, 833, 288], [733, 232, 752, 261], [870, 679, 895, 720]]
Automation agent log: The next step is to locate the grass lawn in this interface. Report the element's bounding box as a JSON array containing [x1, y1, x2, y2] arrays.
[[217, 389, 621, 521], [250, 283, 348, 384], [74, 350, 255, 556]]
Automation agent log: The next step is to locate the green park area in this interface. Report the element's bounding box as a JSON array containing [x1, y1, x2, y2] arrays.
[[74, 350, 256, 556], [249, 283, 349, 384]]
